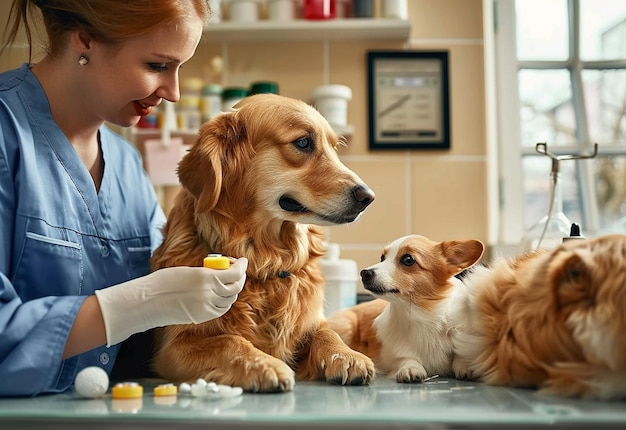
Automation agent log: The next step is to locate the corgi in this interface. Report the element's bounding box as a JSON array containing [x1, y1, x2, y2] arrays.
[[327, 234, 484, 382]]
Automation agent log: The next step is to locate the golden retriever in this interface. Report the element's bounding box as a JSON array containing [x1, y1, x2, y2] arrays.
[[150, 93, 376, 392], [452, 234, 626, 399], [327, 234, 484, 382]]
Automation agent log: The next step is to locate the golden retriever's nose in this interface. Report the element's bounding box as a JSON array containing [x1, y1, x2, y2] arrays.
[[353, 185, 375, 211]]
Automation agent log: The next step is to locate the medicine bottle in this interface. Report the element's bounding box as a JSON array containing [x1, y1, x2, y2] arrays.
[[200, 84, 223, 122], [222, 87, 249, 111], [176, 96, 201, 131], [249, 81, 279, 95], [303, 0, 335, 20]]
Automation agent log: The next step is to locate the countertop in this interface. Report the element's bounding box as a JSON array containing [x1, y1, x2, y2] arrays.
[[1, 377, 625, 429]]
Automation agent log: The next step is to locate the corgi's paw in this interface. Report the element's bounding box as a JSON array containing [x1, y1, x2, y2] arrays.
[[396, 363, 428, 383], [324, 350, 375, 386], [226, 355, 295, 393]]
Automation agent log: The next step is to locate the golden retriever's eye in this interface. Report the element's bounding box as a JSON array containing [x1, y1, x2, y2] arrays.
[[400, 254, 415, 266], [292, 136, 313, 153]]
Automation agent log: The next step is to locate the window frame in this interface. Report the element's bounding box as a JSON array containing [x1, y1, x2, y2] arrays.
[[492, 0, 626, 245]]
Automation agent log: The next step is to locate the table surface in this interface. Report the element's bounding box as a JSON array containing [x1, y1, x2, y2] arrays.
[[1, 377, 625, 429]]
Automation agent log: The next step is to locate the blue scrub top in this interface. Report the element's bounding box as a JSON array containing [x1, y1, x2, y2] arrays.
[[0, 64, 166, 396]]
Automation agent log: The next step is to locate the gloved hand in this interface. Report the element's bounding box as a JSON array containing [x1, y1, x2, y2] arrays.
[[95, 258, 248, 346]]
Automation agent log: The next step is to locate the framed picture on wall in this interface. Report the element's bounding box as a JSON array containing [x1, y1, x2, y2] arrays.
[[367, 51, 450, 150]]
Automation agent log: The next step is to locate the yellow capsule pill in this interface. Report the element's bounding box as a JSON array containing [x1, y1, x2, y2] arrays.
[[112, 382, 143, 399], [203, 253, 231, 270], [153, 384, 178, 397]]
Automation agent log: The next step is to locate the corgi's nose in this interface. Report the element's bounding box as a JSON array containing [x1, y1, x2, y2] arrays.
[[360, 268, 374, 283]]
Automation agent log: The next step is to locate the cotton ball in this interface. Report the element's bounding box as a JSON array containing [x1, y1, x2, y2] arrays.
[[74, 366, 109, 399]]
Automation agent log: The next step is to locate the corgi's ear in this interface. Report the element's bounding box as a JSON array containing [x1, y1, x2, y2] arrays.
[[177, 111, 249, 213], [441, 239, 485, 273]]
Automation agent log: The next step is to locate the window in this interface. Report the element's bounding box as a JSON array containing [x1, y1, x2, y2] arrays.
[[494, 0, 626, 246]]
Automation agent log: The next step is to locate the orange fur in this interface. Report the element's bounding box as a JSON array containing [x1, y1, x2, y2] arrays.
[[328, 235, 484, 382], [150, 94, 376, 392], [327, 299, 387, 364], [453, 234, 626, 399]]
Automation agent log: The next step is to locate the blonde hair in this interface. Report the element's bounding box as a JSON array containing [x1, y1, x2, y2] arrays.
[[2, 0, 211, 61]]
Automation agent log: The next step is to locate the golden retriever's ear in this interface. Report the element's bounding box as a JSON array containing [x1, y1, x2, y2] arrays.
[[177, 111, 247, 213]]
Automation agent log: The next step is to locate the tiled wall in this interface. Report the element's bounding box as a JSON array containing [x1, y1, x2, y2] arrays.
[[0, 0, 489, 292]]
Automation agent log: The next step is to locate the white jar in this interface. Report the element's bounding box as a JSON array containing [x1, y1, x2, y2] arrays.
[[228, 0, 261, 22], [382, 0, 408, 19], [268, 0, 295, 21], [311, 84, 352, 127], [321, 243, 358, 318]]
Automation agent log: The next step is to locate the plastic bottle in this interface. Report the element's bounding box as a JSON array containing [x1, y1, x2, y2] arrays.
[[321, 243, 358, 318]]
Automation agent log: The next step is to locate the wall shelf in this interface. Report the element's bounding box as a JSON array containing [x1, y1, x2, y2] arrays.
[[203, 19, 411, 43]]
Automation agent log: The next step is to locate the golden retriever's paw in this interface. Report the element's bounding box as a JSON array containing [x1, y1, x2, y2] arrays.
[[216, 355, 295, 393], [323, 350, 375, 386], [395, 363, 428, 383]]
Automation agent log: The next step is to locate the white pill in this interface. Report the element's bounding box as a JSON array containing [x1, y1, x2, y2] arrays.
[[194, 378, 208, 387], [188, 379, 244, 399], [191, 383, 208, 397], [178, 382, 191, 394], [74, 366, 109, 399], [216, 385, 243, 398]]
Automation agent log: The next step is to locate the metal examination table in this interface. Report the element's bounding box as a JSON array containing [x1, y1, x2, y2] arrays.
[[1, 376, 625, 429]]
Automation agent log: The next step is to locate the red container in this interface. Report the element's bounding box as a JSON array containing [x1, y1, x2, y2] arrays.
[[304, 0, 336, 20]]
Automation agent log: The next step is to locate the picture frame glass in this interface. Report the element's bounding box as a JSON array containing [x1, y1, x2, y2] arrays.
[[368, 51, 450, 150]]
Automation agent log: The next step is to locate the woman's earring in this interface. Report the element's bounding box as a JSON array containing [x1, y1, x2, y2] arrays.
[[78, 54, 89, 66]]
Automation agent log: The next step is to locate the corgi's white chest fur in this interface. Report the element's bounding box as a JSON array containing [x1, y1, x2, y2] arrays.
[[373, 278, 466, 379]]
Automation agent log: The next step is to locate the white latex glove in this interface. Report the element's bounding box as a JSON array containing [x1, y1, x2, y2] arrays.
[[95, 258, 248, 346]]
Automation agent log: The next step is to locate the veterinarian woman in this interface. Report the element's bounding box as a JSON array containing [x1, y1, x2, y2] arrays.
[[0, 0, 248, 396]]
